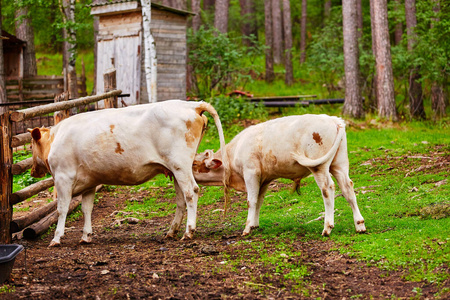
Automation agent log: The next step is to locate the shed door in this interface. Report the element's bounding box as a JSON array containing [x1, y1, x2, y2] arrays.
[[96, 33, 141, 107]]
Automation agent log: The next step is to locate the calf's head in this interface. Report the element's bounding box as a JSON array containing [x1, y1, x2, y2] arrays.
[[192, 150, 224, 186], [28, 127, 52, 178]]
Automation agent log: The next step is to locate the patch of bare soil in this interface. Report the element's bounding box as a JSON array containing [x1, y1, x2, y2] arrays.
[[4, 186, 448, 300]]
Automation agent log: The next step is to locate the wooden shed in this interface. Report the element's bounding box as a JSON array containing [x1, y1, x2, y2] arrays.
[[91, 0, 192, 106], [2, 30, 25, 79]]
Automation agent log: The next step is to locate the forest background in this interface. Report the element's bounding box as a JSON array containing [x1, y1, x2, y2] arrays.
[[0, 0, 449, 122]]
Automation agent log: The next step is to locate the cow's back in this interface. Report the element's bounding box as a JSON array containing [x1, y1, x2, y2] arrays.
[[228, 115, 345, 179], [47, 100, 206, 188]]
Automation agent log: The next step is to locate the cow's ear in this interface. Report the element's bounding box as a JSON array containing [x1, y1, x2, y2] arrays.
[[30, 128, 41, 141], [206, 159, 222, 169]]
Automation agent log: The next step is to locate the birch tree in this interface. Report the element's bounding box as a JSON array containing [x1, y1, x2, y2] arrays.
[[141, 0, 157, 103], [61, 0, 78, 98], [342, 0, 364, 118]]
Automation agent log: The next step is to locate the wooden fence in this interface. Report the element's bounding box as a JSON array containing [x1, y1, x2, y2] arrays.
[[0, 83, 121, 243]]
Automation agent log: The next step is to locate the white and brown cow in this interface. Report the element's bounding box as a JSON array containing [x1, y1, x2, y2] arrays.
[[193, 114, 366, 236], [29, 100, 227, 247]]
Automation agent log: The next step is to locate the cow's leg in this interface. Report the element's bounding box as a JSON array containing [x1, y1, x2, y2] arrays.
[[171, 170, 200, 240], [242, 169, 262, 236], [253, 183, 269, 230], [311, 168, 336, 236], [50, 176, 73, 247], [166, 180, 186, 239], [331, 165, 366, 233], [80, 187, 96, 244]]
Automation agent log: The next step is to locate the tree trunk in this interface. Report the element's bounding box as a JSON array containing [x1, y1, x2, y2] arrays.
[[394, 0, 403, 45], [282, 0, 293, 86], [342, 0, 364, 119], [0, 3, 6, 115], [61, 0, 78, 98], [271, 0, 283, 64], [141, 0, 157, 103], [356, 0, 363, 39], [300, 0, 307, 63], [405, 0, 425, 119], [324, 0, 332, 19], [430, 1, 446, 119], [192, 0, 201, 31], [371, 0, 397, 120], [160, 0, 186, 10], [15, 5, 37, 78], [239, 0, 258, 46], [214, 0, 230, 34], [431, 84, 446, 119], [264, 0, 274, 82], [203, 0, 214, 12]]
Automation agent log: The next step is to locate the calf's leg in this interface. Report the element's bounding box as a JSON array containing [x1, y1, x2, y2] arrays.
[[171, 170, 200, 240], [242, 169, 263, 236], [50, 175, 73, 247], [166, 180, 186, 238], [80, 187, 96, 244], [311, 168, 336, 236], [331, 165, 366, 233]]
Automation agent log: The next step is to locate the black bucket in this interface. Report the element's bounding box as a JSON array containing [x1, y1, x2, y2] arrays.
[[0, 244, 24, 283]]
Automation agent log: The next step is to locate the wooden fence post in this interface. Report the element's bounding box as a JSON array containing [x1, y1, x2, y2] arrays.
[[103, 68, 117, 108], [0, 112, 13, 244]]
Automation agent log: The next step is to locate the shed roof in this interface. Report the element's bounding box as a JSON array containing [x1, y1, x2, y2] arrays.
[[90, 0, 194, 16], [1, 30, 26, 50]]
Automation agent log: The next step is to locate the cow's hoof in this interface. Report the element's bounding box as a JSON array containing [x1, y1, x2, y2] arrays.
[[356, 220, 366, 233], [165, 232, 176, 239], [181, 232, 193, 240], [79, 239, 92, 245], [49, 240, 61, 247], [241, 231, 250, 237]]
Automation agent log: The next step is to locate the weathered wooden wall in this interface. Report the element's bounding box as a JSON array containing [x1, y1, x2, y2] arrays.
[[140, 9, 187, 102], [96, 12, 142, 107], [94, 3, 188, 105]]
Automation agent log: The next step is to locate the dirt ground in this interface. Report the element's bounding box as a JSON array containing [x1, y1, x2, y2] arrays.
[[4, 185, 448, 300]]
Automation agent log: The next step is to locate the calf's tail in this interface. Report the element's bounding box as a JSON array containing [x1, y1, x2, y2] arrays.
[[196, 102, 231, 214], [291, 120, 346, 168]]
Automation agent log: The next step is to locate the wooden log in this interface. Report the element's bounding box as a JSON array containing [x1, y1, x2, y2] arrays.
[[10, 178, 54, 206], [21, 185, 102, 239], [0, 112, 13, 244], [23, 195, 82, 240], [10, 89, 122, 122], [103, 68, 117, 108], [12, 132, 31, 148], [12, 157, 33, 175], [11, 200, 57, 233]]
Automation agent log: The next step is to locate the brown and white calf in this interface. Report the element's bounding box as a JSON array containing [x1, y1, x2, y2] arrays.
[[193, 114, 366, 236], [29, 100, 227, 246]]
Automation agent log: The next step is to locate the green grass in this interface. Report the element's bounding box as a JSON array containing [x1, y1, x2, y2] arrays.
[[36, 50, 95, 94]]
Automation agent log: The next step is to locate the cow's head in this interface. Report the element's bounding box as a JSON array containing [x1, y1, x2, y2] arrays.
[[192, 149, 224, 186], [28, 127, 52, 178]]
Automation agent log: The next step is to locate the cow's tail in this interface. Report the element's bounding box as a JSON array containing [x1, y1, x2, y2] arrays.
[[291, 121, 346, 168], [197, 102, 230, 214]]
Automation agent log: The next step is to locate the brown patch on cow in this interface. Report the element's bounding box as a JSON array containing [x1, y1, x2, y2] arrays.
[[264, 150, 278, 167], [312, 132, 323, 145], [185, 116, 205, 148], [192, 160, 211, 173], [322, 188, 329, 198], [115, 143, 125, 154], [110, 125, 115, 134]]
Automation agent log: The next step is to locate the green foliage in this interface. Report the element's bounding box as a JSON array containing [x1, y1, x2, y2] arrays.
[[187, 26, 265, 98], [208, 96, 268, 124]]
